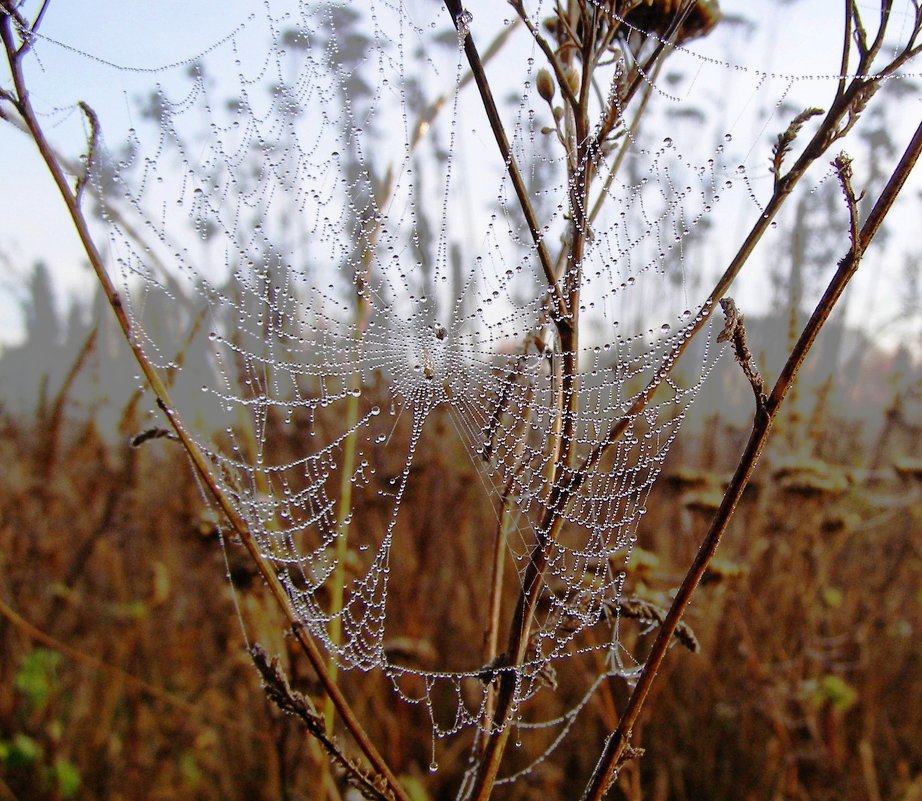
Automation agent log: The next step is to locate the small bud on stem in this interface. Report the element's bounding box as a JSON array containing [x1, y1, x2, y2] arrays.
[[536, 68, 556, 103]]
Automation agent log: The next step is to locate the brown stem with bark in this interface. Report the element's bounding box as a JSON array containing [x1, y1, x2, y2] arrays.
[[451, 3, 918, 796], [582, 121, 922, 801], [443, 0, 568, 325], [0, 12, 409, 801]]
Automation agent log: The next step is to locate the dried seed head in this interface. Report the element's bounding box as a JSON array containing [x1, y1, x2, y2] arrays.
[[563, 64, 580, 96], [536, 68, 556, 103]]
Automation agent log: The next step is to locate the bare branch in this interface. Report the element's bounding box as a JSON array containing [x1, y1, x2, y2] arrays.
[[442, 0, 568, 324], [251, 645, 395, 801], [582, 115, 922, 801], [833, 151, 863, 254]]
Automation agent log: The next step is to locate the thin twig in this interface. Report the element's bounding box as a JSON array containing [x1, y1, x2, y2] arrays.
[[546, 38, 913, 534], [0, 16, 410, 801], [251, 645, 394, 801], [837, 0, 854, 100], [582, 116, 922, 801], [442, 0, 568, 324], [717, 298, 767, 410], [833, 151, 863, 252]]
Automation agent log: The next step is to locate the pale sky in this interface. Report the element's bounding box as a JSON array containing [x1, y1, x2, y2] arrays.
[[1, 0, 920, 349]]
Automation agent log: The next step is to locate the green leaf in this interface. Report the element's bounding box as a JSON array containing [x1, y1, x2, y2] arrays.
[[400, 774, 430, 801], [821, 587, 843, 608], [52, 758, 82, 798], [180, 751, 202, 787], [3, 733, 43, 768], [15, 649, 62, 709], [820, 675, 858, 712]]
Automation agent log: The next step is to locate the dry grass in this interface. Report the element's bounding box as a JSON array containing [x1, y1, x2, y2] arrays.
[[1, 375, 920, 800]]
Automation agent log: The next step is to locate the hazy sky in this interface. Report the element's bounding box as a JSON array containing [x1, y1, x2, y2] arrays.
[[1, 1, 920, 349]]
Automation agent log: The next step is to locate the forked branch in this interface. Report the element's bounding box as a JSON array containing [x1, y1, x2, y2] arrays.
[[456, 3, 921, 796], [582, 119, 922, 801]]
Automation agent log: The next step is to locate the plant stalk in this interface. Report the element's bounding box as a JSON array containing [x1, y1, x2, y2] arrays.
[[0, 14, 409, 801], [582, 118, 922, 801]]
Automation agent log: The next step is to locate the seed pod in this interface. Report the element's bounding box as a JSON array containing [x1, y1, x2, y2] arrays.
[[563, 64, 580, 96], [536, 68, 556, 103]]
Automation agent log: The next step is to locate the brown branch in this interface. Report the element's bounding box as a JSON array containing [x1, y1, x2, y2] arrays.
[[833, 151, 862, 252], [251, 645, 394, 801], [544, 40, 911, 533], [0, 15, 409, 801], [40, 323, 98, 478], [463, 14, 921, 790], [442, 0, 568, 325], [582, 116, 922, 801]]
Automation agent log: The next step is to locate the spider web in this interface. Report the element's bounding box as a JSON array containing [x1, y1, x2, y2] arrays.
[[18, 0, 921, 780]]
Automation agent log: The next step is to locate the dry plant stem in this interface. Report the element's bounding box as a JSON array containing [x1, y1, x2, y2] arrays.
[[0, 100, 217, 301], [555, 52, 907, 525], [442, 0, 567, 324], [469, 7, 919, 794], [0, 16, 409, 801], [582, 121, 922, 801], [40, 323, 97, 478], [325, 188, 383, 740], [478, 477, 516, 743], [466, 4, 707, 796], [253, 645, 392, 801], [577, 0, 920, 495]]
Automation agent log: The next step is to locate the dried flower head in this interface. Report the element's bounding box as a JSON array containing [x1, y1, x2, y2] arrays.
[[536, 67, 556, 102]]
